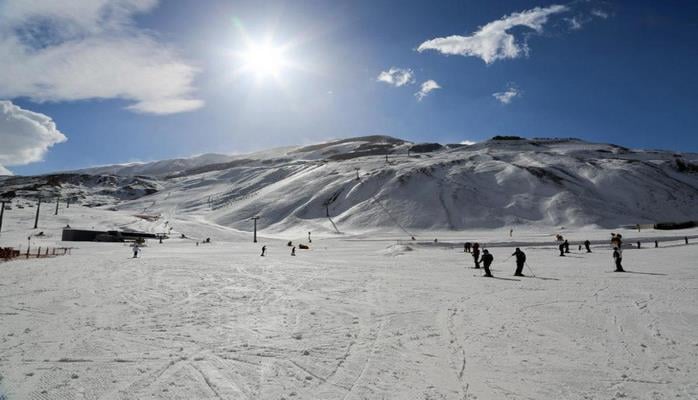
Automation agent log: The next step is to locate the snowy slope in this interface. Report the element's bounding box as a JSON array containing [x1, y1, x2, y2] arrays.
[[1, 200, 698, 399], [115, 136, 698, 233], [72, 153, 237, 177], [4, 136, 698, 234]]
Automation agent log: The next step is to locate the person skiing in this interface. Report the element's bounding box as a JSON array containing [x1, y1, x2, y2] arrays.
[[132, 244, 140, 258], [512, 248, 526, 276], [481, 249, 494, 277], [563, 239, 570, 254], [558, 242, 565, 256], [472, 243, 481, 268], [261, 245, 266, 257], [291, 246, 296, 256], [584, 240, 591, 253], [509, 228, 513, 237], [611, 233, 622, 249], [612, 247, 624, 272], [464, 242, 472, 253]]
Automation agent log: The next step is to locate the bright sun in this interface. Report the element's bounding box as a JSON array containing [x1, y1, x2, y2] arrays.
[[241, 43, 286, 78]]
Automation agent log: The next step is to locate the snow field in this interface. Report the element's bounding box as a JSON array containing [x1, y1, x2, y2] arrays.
[[1, 204, 698, 399]]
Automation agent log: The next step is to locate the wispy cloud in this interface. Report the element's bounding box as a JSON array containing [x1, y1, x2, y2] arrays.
[[0, 101, 67, 175], [591, 9, 610, 19], [567, 16, 583, 30], [415, 80, 441, 101], [377, 67, 415, 87], [0, 0, 203, 115], [493, 85, 520, 104], [417, 5, 568, 64]]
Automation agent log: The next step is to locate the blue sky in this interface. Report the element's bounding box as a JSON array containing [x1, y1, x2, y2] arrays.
[[1, 0, 697, 175]]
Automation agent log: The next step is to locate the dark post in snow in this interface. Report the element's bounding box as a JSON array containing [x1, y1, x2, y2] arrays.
[[0, 200, 8, 233], [251, 216, 260, 243], [34, 198, 41, 229], [55, 197, 60, 215]]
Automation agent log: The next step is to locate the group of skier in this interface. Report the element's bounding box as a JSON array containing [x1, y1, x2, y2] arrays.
[[468, 232, 636, 278], [467, 242, 528, 278]]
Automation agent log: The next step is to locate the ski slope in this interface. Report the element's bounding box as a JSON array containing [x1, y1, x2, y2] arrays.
[[3, 136, 697, 236], [1, 203, 698, 399]]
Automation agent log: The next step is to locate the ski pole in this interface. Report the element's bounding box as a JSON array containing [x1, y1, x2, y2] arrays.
[[525, 262, 536, 278]]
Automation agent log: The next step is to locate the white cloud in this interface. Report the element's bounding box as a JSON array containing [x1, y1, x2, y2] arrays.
[[460, 140, 476, 145], [0, 101, 67, 174], [377, 67, 415, 87], [493, 85, 520, 104], [417, 5, 568, 64], [591, 9, 609, 19], [567, 16, 583, 30], [0, 0, 203, 115], [415, 80, 441, 101]]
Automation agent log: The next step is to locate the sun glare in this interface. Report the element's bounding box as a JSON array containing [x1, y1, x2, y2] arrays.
[[241, 43, 286, 78]]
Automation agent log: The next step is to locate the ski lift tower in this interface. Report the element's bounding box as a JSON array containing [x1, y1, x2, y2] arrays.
[[0, 199, 9, 233], [251, 215, 260, 243]]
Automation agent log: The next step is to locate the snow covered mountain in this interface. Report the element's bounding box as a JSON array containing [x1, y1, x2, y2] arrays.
[[72, 153, 237, 177], [3, 135, 698, 232]]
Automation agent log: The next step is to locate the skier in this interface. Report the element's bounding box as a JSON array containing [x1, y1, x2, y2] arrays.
[[308, 231, 312, 243], [611, 233, 622, 249], [584, 240, 591, 253], [512, 248, 526, 276], [261, 245, 266, 257], [558, 242, 566, 256], [509, 228, 513, 237], [481, 249, 494, 277], [612, 247, 624, 272], [132, 244, 140, 258], [291, 246, 296, 256], [472, 243, 481, 268], [686, 236, 689, 245], [464, 242, 472, 253], [563, 239, 570, 254]]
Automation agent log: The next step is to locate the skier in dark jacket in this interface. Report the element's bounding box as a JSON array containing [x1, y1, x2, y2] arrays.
[[261, 246, 266, 257], [481, 249, 494, 277], [612, 247, 624, 272], [558, 242, 566, 256], [584, 240, 591, 253], [563, 240, 570, 253], [512, 248, 526, 276], [472, 243, 481, 268], [291, 246, 296, 256]]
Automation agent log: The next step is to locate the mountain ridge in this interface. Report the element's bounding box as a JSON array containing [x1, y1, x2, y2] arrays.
[[2, 135, 697, 232]]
